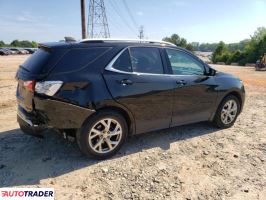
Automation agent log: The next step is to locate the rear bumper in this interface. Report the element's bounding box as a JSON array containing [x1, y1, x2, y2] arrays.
[[17, 113, 45, 138], [17, 97, 95, 129]]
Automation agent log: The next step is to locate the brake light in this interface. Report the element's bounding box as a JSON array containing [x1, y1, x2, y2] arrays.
[[23, 80, 36, 92]]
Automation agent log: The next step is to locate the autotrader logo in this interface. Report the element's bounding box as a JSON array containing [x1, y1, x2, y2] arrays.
[[0, 188, 54, 200]]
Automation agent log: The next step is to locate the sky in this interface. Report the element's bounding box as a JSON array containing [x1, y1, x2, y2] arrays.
[[0, 0, 265, 44]]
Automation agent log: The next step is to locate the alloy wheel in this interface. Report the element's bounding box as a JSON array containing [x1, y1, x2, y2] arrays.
[[221, 99, 238, 125], [88, 118, 122, 154]]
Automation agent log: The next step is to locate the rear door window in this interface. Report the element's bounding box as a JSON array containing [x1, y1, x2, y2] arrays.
[[129, 47, 164, 74], [53, 47, 110, 73]]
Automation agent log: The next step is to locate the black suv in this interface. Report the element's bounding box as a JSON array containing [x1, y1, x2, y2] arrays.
[[16, 39, 245, 159]]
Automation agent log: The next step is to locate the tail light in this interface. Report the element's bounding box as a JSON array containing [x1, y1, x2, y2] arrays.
[[23, 80, 36, 92], [35, 81, 63, 96]]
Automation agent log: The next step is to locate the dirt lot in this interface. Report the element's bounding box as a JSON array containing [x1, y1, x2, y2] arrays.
[[0, 55, 265, 200]]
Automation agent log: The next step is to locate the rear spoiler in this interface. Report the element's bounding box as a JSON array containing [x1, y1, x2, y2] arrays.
[[64, 36, 76, 42], [37, 44, 52, 53], [38, 39, 73, 50]]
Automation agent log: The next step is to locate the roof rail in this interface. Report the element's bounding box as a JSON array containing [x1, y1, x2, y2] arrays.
[[80, 38, 176, 47]]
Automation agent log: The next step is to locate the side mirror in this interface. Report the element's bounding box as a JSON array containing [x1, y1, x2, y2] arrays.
[[205, 65, 216, 76], [210, 68, 216, 76]]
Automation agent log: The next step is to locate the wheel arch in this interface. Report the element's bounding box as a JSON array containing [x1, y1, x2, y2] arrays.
[[210, 90, 244, 121], [226, 91, 243, 110], [82, 104, 136, 136]]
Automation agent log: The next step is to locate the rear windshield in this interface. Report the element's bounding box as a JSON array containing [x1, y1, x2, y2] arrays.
[[21, 48, 50, 74], [52, 47, 110, 73]]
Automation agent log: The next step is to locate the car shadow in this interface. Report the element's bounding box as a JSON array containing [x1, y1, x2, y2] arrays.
[[0, 122, 219, 187]]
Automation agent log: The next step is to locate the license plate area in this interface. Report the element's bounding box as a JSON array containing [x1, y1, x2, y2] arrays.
[[17, 80, 34, 111]]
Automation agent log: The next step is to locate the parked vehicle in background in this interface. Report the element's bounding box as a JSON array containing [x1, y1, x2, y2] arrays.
[[0, 48, 37, 55], [0, 47, 37, 55], [6, 48, 17, 55], [24, 48, 37, 54], [3, 48, 14, 55], [9, 48, 28, 55], [9, 48, 21, 54], [22, 49, 30, 54], [18, 48, 30, 54], [0, 49, 8, 55], [0, 48, 12, 55], [16, 39, 245, 159]]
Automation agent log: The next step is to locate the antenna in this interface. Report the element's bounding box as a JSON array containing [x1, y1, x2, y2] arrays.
[[88, 0, 110, 38]]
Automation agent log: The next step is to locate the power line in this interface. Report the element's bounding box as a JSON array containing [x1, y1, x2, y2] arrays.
[[121, 0, 138, 29], [97, 1, 132, 35], [108, 17, 134, 37], [100, 1, 134, 37], [87, 0, 140, 38], [108, 0, 137, 34]]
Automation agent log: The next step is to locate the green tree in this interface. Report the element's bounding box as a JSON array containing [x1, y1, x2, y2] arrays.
[[20, 40, 33, 47], [163, 34, 193, 51], [0, 41, 5, 47], [244, 27, 266, 63], [186, 43, 194, 51], [164, 27, 266, 65], [31, 41, 38, 48], [191, 42, 199, 51], [212, 41, 227, 63], [211, 27, 266, 65], [10, 39, 20, 47], [163, 34, 181, 46], [198, 43, 218, 52], [252, 27, 266, 41], [9, 39, 38, 47]]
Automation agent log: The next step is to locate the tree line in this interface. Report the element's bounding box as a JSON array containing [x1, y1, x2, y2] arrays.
[[212, 27, 266, 65], [163, 34, 250, 53], [0, 40, 38, 48], [163, 27, 266, 65]]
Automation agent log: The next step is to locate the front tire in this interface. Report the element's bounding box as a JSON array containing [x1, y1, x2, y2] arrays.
[[213, 95, 240, 128], [77, 110, 128, 159]]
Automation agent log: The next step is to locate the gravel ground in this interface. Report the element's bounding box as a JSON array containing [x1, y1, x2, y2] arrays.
[[0, 56, 265, 200]]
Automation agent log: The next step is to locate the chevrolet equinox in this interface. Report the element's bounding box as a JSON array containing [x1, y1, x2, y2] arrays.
[[16, 39, 245, 159]]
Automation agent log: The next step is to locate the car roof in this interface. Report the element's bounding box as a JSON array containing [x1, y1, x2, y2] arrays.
[[40, 38, 181, 49]]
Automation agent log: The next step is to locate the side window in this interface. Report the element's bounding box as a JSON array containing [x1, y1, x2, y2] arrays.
[[54, 48, 109, 73], [112, 49, 132, 72], [166, 49, 205, 75], [130, 47, 164, 74]]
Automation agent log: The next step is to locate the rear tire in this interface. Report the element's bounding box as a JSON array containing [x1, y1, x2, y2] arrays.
[[77, 110, 128, 159], [213, 95, 240, 128]]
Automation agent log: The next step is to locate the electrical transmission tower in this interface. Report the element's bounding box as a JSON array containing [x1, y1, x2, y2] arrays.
[[88, 0, 110, 38], [138, 26, 144, 40]]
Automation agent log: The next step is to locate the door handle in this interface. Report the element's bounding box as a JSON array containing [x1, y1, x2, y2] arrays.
[[119, 79, 133, 85], [176, 80, 187, 86]]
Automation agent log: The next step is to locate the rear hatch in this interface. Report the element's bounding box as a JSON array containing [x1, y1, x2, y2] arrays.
[[16, 43, 69, 111], [16, 42, 112, 112]]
